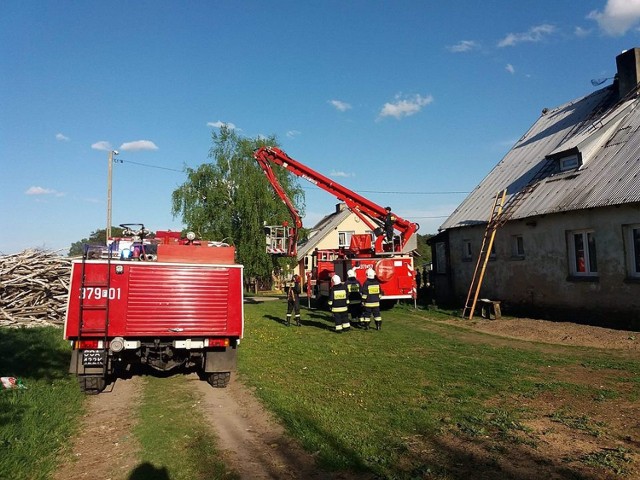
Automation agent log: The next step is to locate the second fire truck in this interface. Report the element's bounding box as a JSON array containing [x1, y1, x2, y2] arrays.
[[253, 146, 419, 307]]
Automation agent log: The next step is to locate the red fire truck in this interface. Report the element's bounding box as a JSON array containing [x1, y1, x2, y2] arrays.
[[64, 226, 243, 394], [253, 146, 419, 306]]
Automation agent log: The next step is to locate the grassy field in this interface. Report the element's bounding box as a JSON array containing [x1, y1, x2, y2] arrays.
[[239, 300, 640, 479], [1, 302, 638, 479], [0, 327, 84, 480]]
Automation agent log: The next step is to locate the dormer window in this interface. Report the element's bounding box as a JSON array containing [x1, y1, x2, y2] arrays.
[[546, 147, 583, 174], [559, 152, 581, 172]]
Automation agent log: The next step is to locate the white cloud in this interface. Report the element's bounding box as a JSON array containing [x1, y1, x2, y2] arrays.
[[588, 0, 640, 36], [286, 130, 301, 138], [91, 141, 113, 151], [447, 40, 479, 53], [378, 94, 434, 120], [498, 24, 556, 47], [207, 120, 237, 130], [505, 64, 515, 74], [119, 140, 159, 151], [56, 133, 70, 142], [574, 26, 591, 37], [330, 170, 353, 178], [329, 100, 352, 112], [25, 186, 64, 197]]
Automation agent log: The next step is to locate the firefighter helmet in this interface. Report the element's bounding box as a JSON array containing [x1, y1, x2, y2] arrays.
[[347, 269, 356, 278], [366, 268, 375, 279], [331, 274, 341, 285]]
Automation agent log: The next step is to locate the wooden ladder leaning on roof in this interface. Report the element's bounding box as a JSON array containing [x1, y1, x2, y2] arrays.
[[462, 189, 506, 320], [462, 152, 561, 320]]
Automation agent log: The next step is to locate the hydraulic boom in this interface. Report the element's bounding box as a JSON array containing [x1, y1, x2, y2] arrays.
[[253, 146, 419, 255]]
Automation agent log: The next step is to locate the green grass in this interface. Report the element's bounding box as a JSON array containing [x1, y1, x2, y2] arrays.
[[239, 300, 640, 478], [549, 409, 606, 437], [0, 327, 84, 480], [1, 305, 638, 479], [581, 447, 633, 475], [133, 375, 237, 480]]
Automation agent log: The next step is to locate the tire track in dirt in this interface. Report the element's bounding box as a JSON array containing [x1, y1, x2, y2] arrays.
[[189, 374, 370, 480], [54, 377, 143, 480]]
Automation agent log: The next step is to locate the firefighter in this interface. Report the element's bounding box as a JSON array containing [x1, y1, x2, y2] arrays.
[[328, 274, 350, 333], [345, 269, 364, 328], [361, 268, 383, 330], [384, 206, 396, 244], [285, 274, 302, 327]]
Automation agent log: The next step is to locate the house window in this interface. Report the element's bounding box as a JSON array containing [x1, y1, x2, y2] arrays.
[[559, 153, 581, 172], [623, 224, 640, 279], [462, 240, 472, 261], [511, 235, 525, 258], [435, 242, 447, 274], [568, 230, 598, 276], [338, 231, 354, 248], [488, 242, 497, 260]]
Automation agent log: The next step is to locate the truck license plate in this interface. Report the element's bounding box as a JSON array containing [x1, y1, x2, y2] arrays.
[[82, 349, 104, 366]]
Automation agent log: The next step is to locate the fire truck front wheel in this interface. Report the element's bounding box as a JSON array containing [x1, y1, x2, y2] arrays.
[[207, 372, 230, 388], [78, 375, 107, 395]]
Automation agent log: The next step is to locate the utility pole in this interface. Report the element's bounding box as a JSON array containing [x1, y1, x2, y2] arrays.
[[106, 150, 119, 243]]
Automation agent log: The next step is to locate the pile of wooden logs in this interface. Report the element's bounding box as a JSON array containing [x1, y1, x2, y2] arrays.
[[0, 249, 72, 327]]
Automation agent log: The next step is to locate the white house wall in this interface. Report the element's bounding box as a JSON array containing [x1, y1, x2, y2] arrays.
[[447, 204, 640, 324], [295, 213, 372, 276]]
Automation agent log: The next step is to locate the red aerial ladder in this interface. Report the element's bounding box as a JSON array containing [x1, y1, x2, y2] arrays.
[[253, 146, 420, 305], [253, 146, 419, 256]]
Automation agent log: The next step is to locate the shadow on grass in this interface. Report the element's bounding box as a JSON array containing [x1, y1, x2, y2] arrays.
[[415, 434, 608, 480], [263, 314, 335, 331], [0, 326, 70, 380]]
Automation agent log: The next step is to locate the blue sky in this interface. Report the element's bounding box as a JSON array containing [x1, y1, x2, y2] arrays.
[[2, 0, 640, 254]]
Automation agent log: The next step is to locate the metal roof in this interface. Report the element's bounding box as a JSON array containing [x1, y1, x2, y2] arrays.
[[439, 84, 640, 231], [296, 204, 352, 260]]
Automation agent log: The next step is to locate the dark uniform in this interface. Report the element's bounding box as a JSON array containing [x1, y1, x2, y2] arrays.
[[384, 207, 396, 243], [362, 274, 383, 330], [328, 278, 350, 332], [346, 274, 364, 327], [286, 275, 301, 327]]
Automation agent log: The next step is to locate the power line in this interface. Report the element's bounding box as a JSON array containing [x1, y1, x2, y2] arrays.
[[300, 185, 469, 195], [115, 158, 184, 173], [356, 189, 469, 195], [116, 159, 470, 195]]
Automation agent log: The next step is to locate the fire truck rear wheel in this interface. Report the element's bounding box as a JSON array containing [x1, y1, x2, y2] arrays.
[[207, 372, 230, 388], [78, 375, 107, 395]]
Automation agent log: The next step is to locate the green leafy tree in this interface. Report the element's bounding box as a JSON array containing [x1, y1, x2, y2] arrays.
[[171, 126, 305, 285], [69, 226, 126, 256], [415, 233, 433, 267]]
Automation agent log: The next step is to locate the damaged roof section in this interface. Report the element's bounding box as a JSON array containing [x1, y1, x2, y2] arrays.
[[440, 48, 640, 231]]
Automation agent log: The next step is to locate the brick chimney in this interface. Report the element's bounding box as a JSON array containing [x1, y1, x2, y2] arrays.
[[616, 48, 640, 99]]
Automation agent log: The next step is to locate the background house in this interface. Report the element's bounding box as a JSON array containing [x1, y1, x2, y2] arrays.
[[294, 203, 374, 278], [430, 48, 640, 329]]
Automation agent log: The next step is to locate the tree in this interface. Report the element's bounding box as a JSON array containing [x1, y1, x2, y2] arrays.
[[69, 226, 126, 256], [171, 126, 305, 285], [415, 233, 433, 268]]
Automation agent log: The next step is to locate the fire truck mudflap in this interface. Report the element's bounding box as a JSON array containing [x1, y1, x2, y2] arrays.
[[64, 234, 244, 394]]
